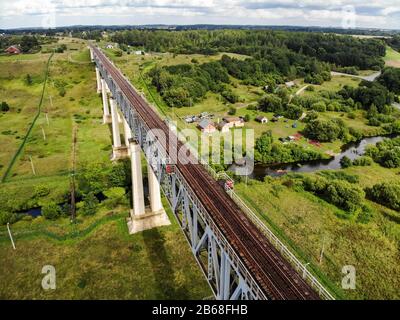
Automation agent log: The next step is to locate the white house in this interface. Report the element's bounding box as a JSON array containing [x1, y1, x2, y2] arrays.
[[256, 116, 268, 124]]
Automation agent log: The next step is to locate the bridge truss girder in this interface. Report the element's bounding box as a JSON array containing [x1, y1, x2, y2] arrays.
[[94, 57, 267, 300]]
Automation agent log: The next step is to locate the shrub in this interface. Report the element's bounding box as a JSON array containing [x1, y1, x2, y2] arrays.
[[340, 156, 353, 168], [353, 156, 373, 166], [0, 211, 20, 225], [311, 101, 327, 112], [1, 102, 10, 112], [302, 176, 365, 213], [42, 202, 62, 220], [228, 107, 237, 115], [366, 182, 400, 212], [79, 192, 99, 216]]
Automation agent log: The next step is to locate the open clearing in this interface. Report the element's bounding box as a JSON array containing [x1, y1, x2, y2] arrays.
[[385, 46, 400, 68]]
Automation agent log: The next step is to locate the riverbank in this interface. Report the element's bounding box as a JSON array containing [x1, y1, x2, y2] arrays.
[[249, 133, 399, 179]]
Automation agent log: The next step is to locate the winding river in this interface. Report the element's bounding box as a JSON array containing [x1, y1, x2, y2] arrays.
[[250, 134, 398, 180]]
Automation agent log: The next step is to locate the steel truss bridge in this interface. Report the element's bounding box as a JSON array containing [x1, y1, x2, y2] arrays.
[[91, 45, 334, 300]]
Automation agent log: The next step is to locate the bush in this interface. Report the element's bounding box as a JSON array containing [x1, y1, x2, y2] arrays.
[[1, 101, 10, 112], [42, 202, 62, 220], [311, 101, 327, 112], [79, 192, 99, 216], [366, 182, 400, 212], [302, 176, 365, 213], [340, 156, 353, 168], [353, 156, 373, 166], [228, 107, 237, 115], [0, 211, 20, 225]]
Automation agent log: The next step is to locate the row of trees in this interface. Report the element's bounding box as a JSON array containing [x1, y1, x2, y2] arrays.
[[301, 175, 365, 214], [255, 131, 323, 165]]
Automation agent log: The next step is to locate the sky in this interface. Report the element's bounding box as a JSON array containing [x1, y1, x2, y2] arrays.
[[0, 0, 399, 30]]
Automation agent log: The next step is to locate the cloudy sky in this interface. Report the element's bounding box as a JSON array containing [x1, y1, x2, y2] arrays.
[[0, 0, 399, 30]]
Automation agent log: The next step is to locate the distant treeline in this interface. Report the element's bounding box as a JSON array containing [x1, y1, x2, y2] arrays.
[[110, 30, 386, 70]]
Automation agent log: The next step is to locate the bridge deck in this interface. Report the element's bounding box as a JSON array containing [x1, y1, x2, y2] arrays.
[[92, 45, 320, 300]]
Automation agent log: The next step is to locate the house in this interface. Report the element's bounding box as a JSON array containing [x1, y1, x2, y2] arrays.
[[5, 46, 21, 55], [222, 117, 244, 128], [134, 50, 144, 55], [197, 119, 216, 134], [285, 81, 295, 88], [218, 121, 231, 133], [255, 116, 268, 124]]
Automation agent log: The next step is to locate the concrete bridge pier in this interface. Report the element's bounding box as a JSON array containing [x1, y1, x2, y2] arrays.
[[102, 79, 111, 124], [95, 67, 101, 93], [123, 117, 132, 156], [89, 47, 94, 61], [127, 141, 170, 234], [109, 97, 128, 160]]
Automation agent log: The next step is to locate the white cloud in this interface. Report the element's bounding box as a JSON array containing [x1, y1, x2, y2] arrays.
[[0, 0, 399, 29]]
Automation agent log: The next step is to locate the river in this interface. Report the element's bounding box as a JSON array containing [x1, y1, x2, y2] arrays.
[[249, 134, 398, 180]]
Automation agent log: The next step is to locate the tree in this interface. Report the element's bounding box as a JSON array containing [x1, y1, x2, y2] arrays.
[[258, 94, 283, 113], [20, 35, 39, 53], [378, 67, 400, 94], [304, 119, 344, 142], [79, 192, 99, 216], [285, 104, 303, 120]]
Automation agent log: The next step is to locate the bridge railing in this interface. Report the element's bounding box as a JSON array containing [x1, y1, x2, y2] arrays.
[[166, 119, 335, 300]]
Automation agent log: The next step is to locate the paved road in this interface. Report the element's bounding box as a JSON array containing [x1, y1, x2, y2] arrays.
[[331, 71, 381, 82]]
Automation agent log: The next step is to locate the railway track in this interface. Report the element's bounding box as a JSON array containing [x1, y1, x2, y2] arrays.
[[92, 46, 320, 300]]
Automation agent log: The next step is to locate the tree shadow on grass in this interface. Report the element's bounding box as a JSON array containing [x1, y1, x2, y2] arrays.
[[142, 227, 190, 300]]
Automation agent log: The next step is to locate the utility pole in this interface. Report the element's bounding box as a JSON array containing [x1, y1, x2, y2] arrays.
[[41, 126, 46, 141], [70, 125, 78, 222], [29, 156, 36, 175], [7, 223, 16, 250]]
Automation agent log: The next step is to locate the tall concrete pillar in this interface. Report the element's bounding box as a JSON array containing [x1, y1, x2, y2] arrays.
[[130, 142, 146, 217], [147, 163, 164, 213], [101, 79, 111, 124], [110, 97, 121, 149], [123, 116, 132, 151], [95, 67, 101, 93]]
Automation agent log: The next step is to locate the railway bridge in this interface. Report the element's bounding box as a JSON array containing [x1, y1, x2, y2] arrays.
[[89, 45, 333, 301]]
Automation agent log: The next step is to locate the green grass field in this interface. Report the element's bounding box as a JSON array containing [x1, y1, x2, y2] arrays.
[[236, 165, 400, 300], [0, 38, 211, 299], [385, 46, 400, 68], [0, 203, 211, 299]]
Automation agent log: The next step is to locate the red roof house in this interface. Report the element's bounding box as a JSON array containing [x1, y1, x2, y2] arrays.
[[5, 46, 21, 55]]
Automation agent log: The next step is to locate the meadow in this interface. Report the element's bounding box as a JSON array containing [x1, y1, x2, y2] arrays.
[[236, 164, 400, 300], [0, 38, 211, 299]]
